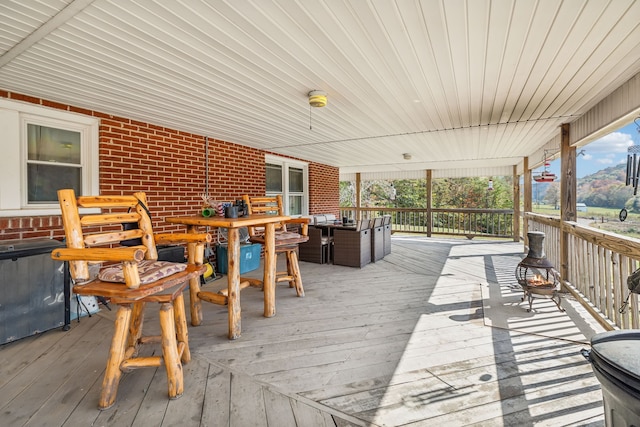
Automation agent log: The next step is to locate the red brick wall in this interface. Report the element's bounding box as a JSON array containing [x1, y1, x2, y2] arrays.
[[0, 91, 339, 241], [309, 163, 340, 216]]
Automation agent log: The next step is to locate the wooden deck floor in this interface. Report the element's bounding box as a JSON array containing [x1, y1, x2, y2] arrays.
[[0, 236, 607, 426]]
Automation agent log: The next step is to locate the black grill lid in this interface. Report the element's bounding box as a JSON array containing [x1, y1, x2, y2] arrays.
[[590, 330, 640, 387]]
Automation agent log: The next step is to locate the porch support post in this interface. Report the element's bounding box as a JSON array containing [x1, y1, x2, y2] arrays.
[[560, 123, 576, 282], [426, 169, 432, 237], [523, 156, 532, 249], [512, 165, 520, 242], [355, 172, 361, 220]]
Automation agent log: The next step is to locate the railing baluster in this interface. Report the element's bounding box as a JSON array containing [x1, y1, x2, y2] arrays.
[[524, 212, 640, 330]]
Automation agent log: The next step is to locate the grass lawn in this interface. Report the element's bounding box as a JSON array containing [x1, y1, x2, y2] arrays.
[[533, 204, 640, 239]]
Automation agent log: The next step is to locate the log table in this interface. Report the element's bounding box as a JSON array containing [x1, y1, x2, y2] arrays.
[[166, 214, 289, 339]]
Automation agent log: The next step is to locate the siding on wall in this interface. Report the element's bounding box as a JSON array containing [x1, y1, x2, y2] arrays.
[[0, 91, 339, 241]]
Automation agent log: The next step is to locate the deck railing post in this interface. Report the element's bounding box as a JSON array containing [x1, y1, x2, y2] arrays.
[[513, 165, 520, 242], [560, 123, 576, 285], [426, 169, 432, 237]]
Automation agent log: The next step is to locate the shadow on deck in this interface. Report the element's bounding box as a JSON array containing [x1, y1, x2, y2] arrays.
[[0, 236, 606, 426]]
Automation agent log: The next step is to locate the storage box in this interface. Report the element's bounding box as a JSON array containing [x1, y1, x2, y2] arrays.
[[0, 238, 69, 343], [157, 245, 186, 263], [216, 243, 262, 274]]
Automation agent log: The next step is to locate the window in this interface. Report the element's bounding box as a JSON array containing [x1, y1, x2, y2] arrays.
[[0, 99, 99, 216], [265, 155, 308, 216], [27, 124, 83, 203], [288, 166, 304, 216]]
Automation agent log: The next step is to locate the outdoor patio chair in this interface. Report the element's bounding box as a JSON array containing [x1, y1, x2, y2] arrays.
[[242, 195, 310, 296], [382, 215, 392, 255], [370, 217, 385, 262], [299, 225, 331, 264], [52, 189, 209, 409], [332, 219, 372, 268]]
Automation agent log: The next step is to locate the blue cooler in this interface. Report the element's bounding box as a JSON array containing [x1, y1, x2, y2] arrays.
[[216, 243, 262, 274]]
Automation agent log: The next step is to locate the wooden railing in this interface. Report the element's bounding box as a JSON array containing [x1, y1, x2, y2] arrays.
[[526, 212, 640, 330], [340, 207, 515, 239]]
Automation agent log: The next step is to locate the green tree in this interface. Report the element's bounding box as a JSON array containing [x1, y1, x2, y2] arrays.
[[543, 182, 560, 208], [340, 177, 513, 209]]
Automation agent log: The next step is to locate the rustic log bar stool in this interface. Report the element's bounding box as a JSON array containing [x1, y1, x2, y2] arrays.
[[52, 189, 209, 409], [242, 195, 310, 296]]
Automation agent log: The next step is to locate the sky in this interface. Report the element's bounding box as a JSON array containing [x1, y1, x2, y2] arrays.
[[541, 120, 640, 179]]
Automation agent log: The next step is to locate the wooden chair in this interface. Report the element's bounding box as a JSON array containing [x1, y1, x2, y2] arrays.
[[241, 195, 309, 296], [52, 189, 209, 409]]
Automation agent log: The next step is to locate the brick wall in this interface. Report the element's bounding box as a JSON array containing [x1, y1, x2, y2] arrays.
[[0, 91, 339, 242], [308, 163, 340, 216]]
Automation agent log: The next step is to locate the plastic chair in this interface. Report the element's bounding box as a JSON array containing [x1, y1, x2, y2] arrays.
[[52, 189, 209, 409]]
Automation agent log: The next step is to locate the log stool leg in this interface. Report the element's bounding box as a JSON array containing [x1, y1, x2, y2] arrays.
[[187, 241, 203, 326], [173, 292, 191, 364], [288, 250, 304, 297], [159, 302, 183, 400], [100, 305, 132, 410], [127, 301, 145, 350], [285, 251, 294, 288]]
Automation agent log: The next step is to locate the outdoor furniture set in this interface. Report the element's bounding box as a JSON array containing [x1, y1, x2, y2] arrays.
[[53, 190, 308, 409], [299, 214, 392, 267]]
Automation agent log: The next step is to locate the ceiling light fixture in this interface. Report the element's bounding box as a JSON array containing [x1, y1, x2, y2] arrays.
[[308, 90, 327, 108], [403, 153, 412, 160], [308, 90, 327, 130]]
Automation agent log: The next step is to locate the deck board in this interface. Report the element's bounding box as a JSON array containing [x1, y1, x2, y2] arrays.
[[0, 236, 607, 426]]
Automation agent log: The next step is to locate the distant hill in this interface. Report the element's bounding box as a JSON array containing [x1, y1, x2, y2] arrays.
[[579, 163, 626, 184], [577, 163, 632, 208]]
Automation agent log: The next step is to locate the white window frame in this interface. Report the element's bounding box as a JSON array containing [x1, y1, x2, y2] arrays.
[[0, 99, 99, 216], [265, 154, 309, 216]]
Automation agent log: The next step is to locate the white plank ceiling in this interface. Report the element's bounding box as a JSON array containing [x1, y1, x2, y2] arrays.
[[1, 0, 639, 178]]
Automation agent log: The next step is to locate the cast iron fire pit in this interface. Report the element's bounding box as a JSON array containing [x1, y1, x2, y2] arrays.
[[515, 231, 564, 312]]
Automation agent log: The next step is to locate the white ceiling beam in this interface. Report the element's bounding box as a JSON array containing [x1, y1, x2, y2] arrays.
[[0, 0, 96, 68]]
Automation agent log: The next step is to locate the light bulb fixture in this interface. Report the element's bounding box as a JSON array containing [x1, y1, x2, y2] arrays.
[[403, 153, 412, 160], [308, 90, 327, 108]]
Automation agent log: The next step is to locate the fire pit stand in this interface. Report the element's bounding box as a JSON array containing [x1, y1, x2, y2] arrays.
[[515, 231, 564, 312]]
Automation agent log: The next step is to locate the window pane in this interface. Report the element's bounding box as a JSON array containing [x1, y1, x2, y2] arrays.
[[289, 195, 302, 215], [28, 124, 81, 164], [28, 164, 81, 203], [266, 163, 282, 192], [289, 167, 303, 192]]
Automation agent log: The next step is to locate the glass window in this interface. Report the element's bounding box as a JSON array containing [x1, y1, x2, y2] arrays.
[[265, 155, 308, 216], [289, 195, 303, 215], [0, 98, 99, 216], [289, 167, 303, 192], [266, 163, 283, 192], [27, 124, 82, 203]]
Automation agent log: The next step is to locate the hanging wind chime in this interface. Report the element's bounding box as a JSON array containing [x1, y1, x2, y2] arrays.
[[620, 116, 640, 222], [533, 150, 556, 183], [624, 117, 640, 194]]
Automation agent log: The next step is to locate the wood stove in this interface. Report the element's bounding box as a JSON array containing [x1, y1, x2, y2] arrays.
[[515, 231, 564, 312]]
